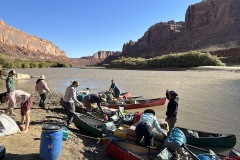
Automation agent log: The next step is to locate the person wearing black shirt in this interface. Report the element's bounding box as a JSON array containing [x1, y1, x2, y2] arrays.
[[165, 90, 179, 132]]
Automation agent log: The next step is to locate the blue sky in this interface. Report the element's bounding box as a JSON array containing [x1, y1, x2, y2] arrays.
[[0, 0, 201, 58]]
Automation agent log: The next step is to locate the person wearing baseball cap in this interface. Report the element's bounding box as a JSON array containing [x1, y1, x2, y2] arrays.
[[62, 81, 83, 127]]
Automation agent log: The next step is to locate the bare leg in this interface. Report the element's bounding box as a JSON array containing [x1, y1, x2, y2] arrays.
[[20, 116, 25, 125], [22, 110, 30, 133]]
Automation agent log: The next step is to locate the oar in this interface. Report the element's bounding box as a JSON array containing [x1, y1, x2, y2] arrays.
[[186, 144, 226, 158], [183, 145, 201, 160]]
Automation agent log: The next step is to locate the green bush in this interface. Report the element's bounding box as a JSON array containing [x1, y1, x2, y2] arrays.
[[109, 51, 225, 69], [29, 62, 38, 68], [2, 62, 14, 68], [21, 62, 30, 68]]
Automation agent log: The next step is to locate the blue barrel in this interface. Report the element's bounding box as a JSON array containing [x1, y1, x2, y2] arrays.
[[40, 125, 63, 160]]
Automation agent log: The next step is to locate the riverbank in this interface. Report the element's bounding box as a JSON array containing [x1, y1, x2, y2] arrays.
[[194, 66, 240, 72], [0, 92, 111, 160]]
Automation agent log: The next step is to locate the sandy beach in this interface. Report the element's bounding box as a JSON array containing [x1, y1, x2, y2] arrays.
[[0, 92, 111, 160]]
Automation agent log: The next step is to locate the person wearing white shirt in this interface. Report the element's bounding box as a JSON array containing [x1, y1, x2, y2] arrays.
[[63, 81, 83, 126]]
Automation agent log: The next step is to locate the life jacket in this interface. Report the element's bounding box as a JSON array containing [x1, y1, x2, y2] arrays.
[[165, 128, 186, 147], [77, 93, 85, 102]]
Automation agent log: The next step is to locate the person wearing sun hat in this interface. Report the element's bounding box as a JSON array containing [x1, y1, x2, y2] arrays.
[[6, 70, 17, 92], [35, 75, 51, 108], [63, 81, 84, 127]]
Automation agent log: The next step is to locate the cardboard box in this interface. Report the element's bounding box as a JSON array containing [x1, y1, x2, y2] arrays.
[[126, 125, 136, 137], [152, 128, 168, 141], [109, 108, 118, 115], [153, 132, 166, 141], [114, 129, 127, 139], [158, 119, 169, 131], [126, 134, 137, 142], [153, 138, 163, 148]]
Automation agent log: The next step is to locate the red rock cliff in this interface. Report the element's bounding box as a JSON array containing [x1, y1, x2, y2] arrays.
[[0, 20, 66, 57], [122, 0, 240, 58]]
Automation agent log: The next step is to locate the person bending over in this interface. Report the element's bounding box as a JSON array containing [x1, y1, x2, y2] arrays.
[[0, 90, 35, 133], [82, 93, 108, 121], [135, 109, 165, 146], [35, 75, 51, 108]]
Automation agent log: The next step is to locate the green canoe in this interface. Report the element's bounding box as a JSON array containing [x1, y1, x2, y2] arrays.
[[73, 112, 116, 138], [178, 127, 236, 148]]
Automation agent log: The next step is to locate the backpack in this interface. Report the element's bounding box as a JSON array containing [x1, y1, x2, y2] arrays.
[[123, 112, 134, 125]]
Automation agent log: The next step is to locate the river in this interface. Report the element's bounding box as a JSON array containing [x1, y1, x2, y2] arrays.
[[2, 67, 240, 152]]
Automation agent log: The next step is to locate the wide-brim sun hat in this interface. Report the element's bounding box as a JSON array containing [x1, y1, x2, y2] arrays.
[[39, 75, 46, 79]]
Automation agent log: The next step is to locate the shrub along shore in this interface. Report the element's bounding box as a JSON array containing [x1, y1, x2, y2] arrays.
[[1, 50, 240, 69], [107, 51, 226, 69]]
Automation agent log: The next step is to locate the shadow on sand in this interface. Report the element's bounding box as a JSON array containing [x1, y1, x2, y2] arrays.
[[5, 153, 39, 160]]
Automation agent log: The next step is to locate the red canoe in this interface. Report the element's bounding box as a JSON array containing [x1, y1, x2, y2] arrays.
[[104, 97, 166, 110], [103, 136, 162, 160], [120, 92, 132, 98]]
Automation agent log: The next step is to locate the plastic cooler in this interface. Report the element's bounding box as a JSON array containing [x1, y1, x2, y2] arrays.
[[40, 124, 63, 160]]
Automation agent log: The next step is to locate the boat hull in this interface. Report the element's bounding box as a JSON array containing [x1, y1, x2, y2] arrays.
[[106, 97, 166, 110], [73, 113, 104, 137], [120, 92, 132, 98], [103, 137, 163, 160], [178, 127, 236, 148]]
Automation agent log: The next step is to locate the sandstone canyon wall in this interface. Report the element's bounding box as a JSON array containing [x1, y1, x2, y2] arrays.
[[121, 0, 240, 58], [0, 20, 66, 57]]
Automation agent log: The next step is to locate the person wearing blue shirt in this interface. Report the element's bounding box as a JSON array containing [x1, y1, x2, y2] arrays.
[[108, 79, 121, 99], [135, 109, 165, 146]]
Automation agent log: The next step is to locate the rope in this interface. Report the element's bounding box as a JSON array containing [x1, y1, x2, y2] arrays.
[[73, 132, 110, 143], [73, 132, 113, 151], [97, 138, 113, 151]]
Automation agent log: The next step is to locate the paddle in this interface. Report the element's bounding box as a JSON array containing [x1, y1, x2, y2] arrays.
[[183, 145, 201, 160], [186, 144, 226, 158]]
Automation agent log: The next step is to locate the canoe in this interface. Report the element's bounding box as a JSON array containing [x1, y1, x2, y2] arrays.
[[228, 149, 240, 157], [75, 104, 120, 121], [103, 136, 166, 160], [78, 88, 90, 95], [120, 92, 132, 98], [73, 112, 105, 137], [73, 112, 117, 138], [103, 134, 233, 160], [104, 97, 166, 110], [178, 127, 237, 148]]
